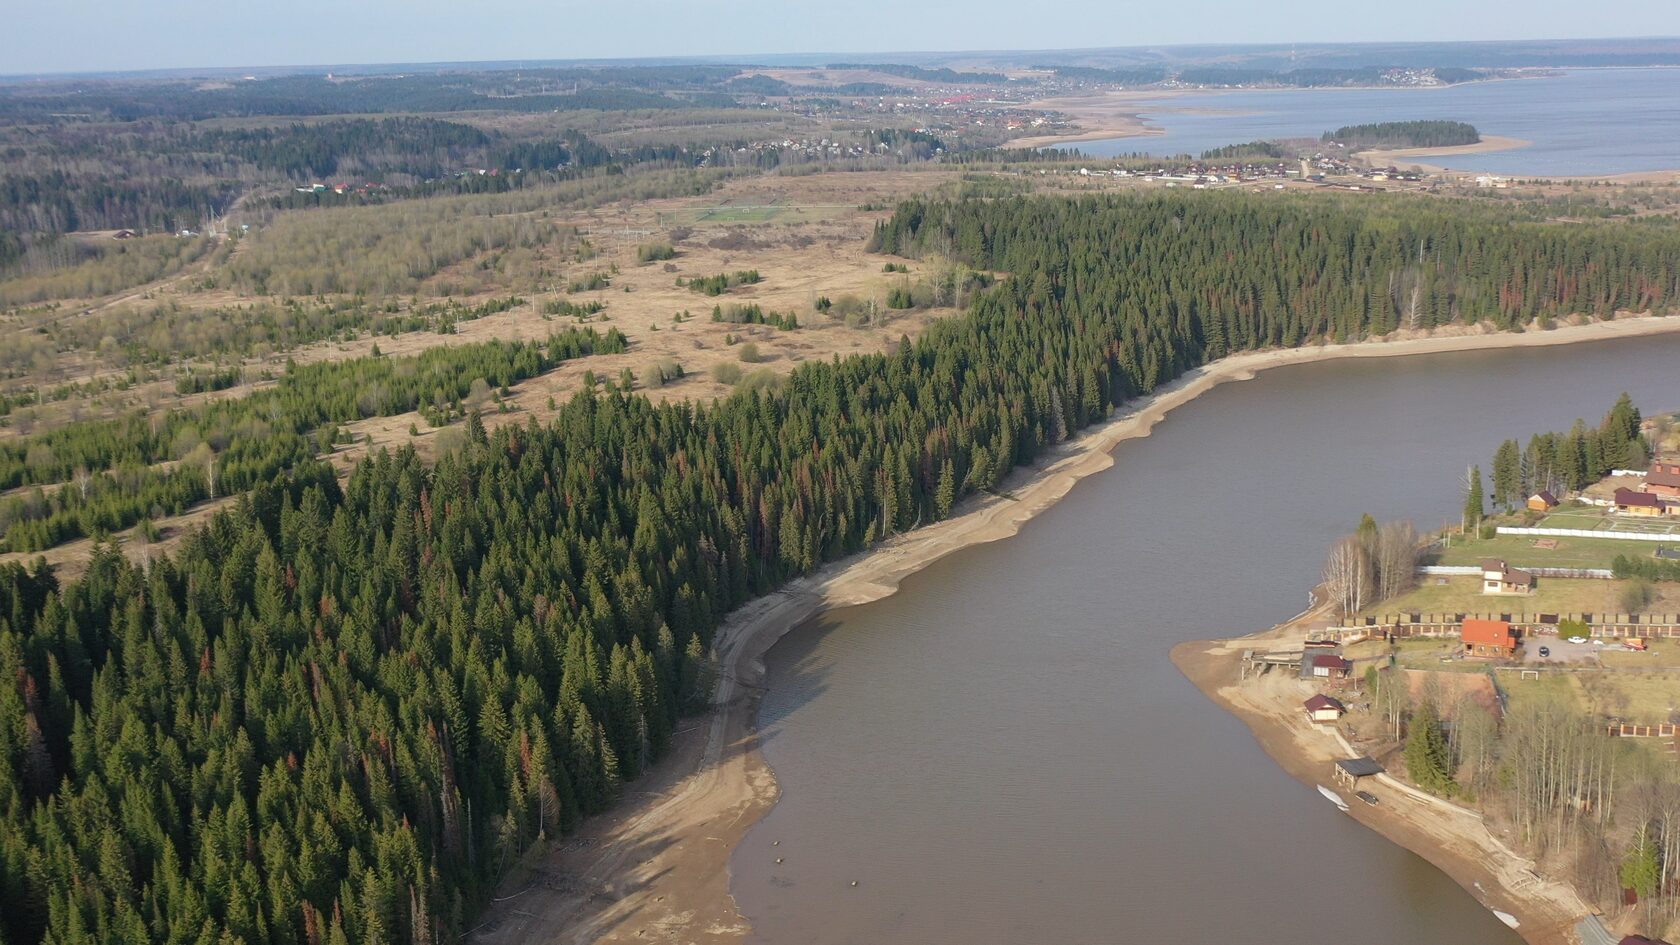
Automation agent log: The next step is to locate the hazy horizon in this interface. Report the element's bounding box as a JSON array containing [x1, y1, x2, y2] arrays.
[[8, 0, 1680, 77]]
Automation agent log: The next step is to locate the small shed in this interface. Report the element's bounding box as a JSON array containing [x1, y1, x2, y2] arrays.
[[1304, 694, 1346, 724], [1333, 757, 1384, 789], [1526, 490, 1559, 512]]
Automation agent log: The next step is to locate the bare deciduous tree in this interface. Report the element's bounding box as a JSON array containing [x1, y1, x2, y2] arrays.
[[1323, 535, 1373, 615]]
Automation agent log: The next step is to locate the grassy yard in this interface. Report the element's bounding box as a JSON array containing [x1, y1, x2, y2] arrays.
[[1391, 636, 1484, 672], [1501, 672, 1586, 714], [1576, 671, 1680, 721], [1538, 505, 1680, 536], [1434, 531, 1662, 570], [1361, 576, 1671, 618]]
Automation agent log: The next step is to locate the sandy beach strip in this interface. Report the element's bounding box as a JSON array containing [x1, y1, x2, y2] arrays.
[[470, 313, 1680, 945]]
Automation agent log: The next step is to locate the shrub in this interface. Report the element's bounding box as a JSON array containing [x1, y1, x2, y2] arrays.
[[711, 363, 743, 385], [636, 242, 677, 263], [737, 342, 762, 363]]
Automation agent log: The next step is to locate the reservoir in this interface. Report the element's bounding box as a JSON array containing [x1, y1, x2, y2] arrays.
[[731, 332, 1680, 944], [1068, 67, 1680, 176]]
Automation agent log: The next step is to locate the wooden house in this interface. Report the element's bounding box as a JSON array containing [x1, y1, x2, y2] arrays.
[[1616, 488, 1665, 517], [1526, 490, 1559, 512], [1461, 618, 1518, 659], [1310, 654, 1353, 680]]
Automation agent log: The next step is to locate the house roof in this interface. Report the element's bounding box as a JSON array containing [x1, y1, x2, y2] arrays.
[[1461, 618, 1516, 648], [1646, 469, 1680, 489], [1304, 694, 1346, 713], [1530, 490, 1557, 505], [1336, 757, 1384, 778], [1312, 654, 1352, 671], [1618, 488, 1663, 508], [1480, 558, 1534, 585]]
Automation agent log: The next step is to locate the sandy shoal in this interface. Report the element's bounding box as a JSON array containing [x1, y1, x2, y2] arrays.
[[471, 313, 1680, 945]]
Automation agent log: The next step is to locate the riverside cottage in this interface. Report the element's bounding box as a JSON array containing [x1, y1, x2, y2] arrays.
[[1645, 467, 1680, 499], [1308, 654, 1353, 682], [1304, 694, 1347, 724], [1617, 488, 1667, 517], [1461, 618, 1519, 659], [1481, 558, 1535, 596], [1526, 490, 1559, 512]]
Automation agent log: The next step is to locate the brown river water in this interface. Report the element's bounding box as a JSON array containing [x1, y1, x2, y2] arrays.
[[731, 334, 1680, 944]]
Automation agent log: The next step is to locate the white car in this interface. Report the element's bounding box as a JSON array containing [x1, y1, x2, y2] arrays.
[[1566, 636, 1588, 644]]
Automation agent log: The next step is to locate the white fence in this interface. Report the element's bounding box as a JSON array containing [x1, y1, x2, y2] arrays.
[[1418, 564, 1612, 579], [1496, 526, 1672, 543]]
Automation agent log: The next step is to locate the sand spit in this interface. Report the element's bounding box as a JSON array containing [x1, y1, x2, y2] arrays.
[[473, 314, 1680, 945]]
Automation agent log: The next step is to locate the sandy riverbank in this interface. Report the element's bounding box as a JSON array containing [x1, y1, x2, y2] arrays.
[[1005, 90, 1172, 149], [1171, 614, 1593, 945], [471, 313, 1680, 945], [1358, 134, 1533, 169]]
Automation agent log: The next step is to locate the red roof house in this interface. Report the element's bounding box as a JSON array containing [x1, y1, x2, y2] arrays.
[[1461, 619, 1518, 658], [1304, 694, 1347, 724]]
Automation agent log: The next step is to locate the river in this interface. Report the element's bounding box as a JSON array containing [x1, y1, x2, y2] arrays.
[[1068, 67, 1680, 176], [730, 333, 1680, 944]]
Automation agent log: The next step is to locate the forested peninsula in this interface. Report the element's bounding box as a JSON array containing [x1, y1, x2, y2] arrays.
[[5, 193, 1680, 945]]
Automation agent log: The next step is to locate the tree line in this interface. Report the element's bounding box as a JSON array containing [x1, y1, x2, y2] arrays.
[[1324, 120, 1481, 149], [1479, 394, 1647, 516]]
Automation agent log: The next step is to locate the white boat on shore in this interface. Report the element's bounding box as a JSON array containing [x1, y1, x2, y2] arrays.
[[1492, 910, 1520, 929], [1317, 785, 1350, 811]]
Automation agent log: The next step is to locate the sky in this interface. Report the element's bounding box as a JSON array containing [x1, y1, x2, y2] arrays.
[[6, 0, 1679, 75]]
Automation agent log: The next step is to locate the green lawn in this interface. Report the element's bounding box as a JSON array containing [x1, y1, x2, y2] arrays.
[[1502, 673, 1586, 714], [1537, 506, 1680, 536], [1434, 531, 1660, 570], [1366, 576, 1634, 617]]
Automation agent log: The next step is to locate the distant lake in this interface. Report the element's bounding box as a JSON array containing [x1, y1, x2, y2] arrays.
[[1068, 68, 1680, 176]]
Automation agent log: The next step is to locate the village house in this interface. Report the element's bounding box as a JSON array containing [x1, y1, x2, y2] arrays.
[[1617, 487, 1667, 517], [1309, 654, 1353, 681], [1461, 618, 1519, 659], [1526, 490, 1559, 512], [1644, 467, 1680, 499], [1304, 694, 1347, 724], [1480, 558, 1535, 595]]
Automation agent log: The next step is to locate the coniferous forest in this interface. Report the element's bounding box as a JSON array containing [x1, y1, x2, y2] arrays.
[[4, 191, 1680, 945]]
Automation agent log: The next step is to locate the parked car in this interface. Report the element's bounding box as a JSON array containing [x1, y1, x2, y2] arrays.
[[1567, 636, 1588, 644], [1539, 646, 1550, 657], [1356, 791, 1379, 806]]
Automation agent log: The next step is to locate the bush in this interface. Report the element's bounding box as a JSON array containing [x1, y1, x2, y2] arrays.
[[641, 359, 684, 388], [636, 242, 677, 263], [737, 342, 762, 363], [1620, 578, 1655, 613], [711, 363, 743, 385]]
